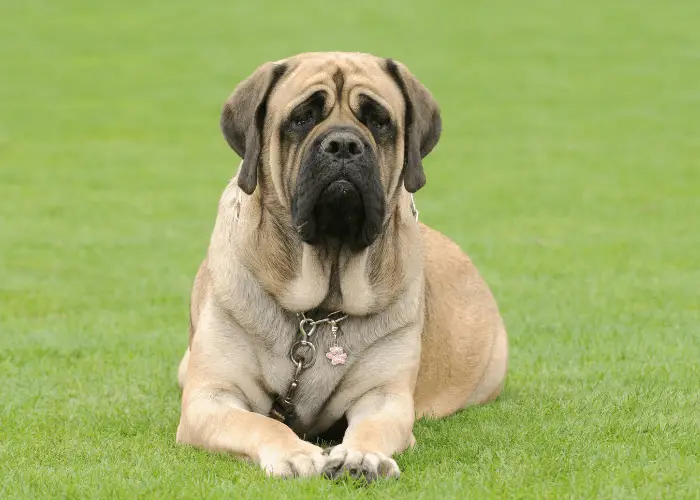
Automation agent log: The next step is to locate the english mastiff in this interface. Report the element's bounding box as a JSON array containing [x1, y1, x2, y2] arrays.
[[176, 52, 508, 480]]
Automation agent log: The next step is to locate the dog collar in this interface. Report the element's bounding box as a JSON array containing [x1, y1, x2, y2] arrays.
[[410, 194, 419, 222]]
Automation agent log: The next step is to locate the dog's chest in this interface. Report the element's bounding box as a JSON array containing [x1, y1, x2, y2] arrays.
[[255, 319, 375, 433]]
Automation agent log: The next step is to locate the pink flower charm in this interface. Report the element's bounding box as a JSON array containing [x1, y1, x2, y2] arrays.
[[326, 346, 347, 365]]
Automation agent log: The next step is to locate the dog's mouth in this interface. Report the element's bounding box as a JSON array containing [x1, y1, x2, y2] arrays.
[[313, 179, 365, 243], [292, 174, 384, 251]]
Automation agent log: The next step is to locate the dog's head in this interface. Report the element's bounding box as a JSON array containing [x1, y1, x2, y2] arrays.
[[221, 52, 441, 250]]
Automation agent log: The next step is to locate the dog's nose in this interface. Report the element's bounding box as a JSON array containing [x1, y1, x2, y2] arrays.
[[322, 131, 364, 159]]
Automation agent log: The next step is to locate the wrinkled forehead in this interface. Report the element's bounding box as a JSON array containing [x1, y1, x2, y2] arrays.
[[269, 54, 405, 119]]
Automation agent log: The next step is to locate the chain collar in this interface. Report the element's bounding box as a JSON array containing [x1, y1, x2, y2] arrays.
[[270, 310, 349, 426], [298, 311, 348, 329], [410, 193, 419, 222]]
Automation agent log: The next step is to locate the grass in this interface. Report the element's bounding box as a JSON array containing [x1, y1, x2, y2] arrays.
[[1, 0, 699, 498]]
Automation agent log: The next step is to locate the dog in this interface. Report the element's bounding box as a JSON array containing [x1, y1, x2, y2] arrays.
[[176, 52, 508, 480]]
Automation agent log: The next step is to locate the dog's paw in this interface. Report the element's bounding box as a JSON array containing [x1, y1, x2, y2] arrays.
[[322, 445, 400, 482], [259, 441, 326, 478]]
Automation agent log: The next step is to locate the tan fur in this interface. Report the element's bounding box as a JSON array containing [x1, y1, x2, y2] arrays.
[[414, 225, 508, 417], [176, 52, 508, 479]]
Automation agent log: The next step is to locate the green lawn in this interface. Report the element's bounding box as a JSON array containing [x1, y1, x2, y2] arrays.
[[1, 0, 699, 498]]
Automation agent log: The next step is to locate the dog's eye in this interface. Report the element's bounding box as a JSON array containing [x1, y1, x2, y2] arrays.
[[287, 92, 326, 135], [369, 112, 390, 131], [292, 109, 315, 127], [359, 97, 392, 136]]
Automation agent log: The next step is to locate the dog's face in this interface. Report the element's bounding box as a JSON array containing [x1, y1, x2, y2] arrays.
[[221, 52, 441, 250]]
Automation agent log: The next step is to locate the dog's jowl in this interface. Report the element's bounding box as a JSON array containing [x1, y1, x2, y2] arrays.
[[175, 52, 508, 480]]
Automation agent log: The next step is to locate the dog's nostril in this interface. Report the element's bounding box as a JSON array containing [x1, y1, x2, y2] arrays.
[[348, 141, 361, 156], [328, 141, 340, 155]]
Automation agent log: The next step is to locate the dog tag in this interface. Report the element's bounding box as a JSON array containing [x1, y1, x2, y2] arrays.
[[326, 345, 347, 365], [326, 321, 347, 365]]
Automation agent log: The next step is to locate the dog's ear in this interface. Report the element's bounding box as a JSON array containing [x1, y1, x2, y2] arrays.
[[385, 59, 442, 193], [221, 62, 287, 195]]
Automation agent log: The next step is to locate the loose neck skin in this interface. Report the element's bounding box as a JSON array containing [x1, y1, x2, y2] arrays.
[[210, 177, 424, 317]]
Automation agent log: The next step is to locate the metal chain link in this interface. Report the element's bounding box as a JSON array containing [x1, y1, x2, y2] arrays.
[[270, 311, 349, 425]]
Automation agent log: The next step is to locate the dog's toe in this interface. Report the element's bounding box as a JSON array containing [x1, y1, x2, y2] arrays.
[[322, 445, 400, 482], [260, 442, 326, 478]]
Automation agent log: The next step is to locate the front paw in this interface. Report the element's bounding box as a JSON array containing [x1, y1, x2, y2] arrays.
[[259, 441, 326, 478], [322, 445, 400, 482]]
